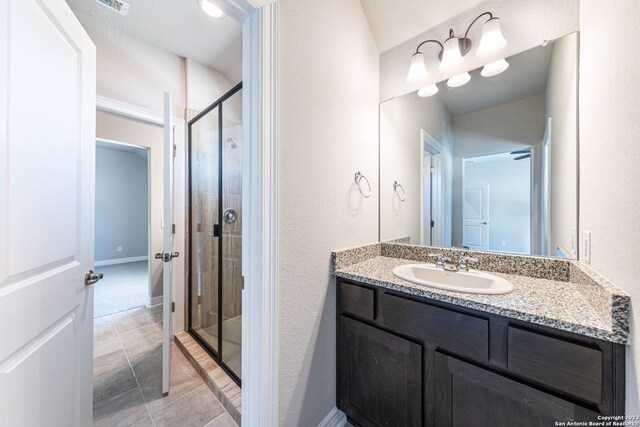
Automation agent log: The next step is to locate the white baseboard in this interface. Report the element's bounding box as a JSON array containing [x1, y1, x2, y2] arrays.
[[147, 295, 163, 308], [95, 255, 149, 267], [318, 407, 347, 427]]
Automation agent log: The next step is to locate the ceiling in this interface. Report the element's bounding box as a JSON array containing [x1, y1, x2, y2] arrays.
[[436, 42, 552, 116], [359, 0, 486, 53], [65, 0, 242, 79]]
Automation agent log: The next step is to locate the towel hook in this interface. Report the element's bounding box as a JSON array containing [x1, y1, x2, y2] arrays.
[[393, 181, 406, 202], [354, 171, 371, 198]]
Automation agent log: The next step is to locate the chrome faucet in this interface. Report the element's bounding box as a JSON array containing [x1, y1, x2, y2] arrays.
[[429, 253, 479, 272], [458, 255, 479, 271], [428, 253, 457, 271]]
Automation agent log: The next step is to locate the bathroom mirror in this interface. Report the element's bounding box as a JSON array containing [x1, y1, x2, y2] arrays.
[[379, 32, 578, 258]]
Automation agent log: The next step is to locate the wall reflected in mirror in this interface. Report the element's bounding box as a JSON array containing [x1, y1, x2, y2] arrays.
[[380, 32, 578, 258]]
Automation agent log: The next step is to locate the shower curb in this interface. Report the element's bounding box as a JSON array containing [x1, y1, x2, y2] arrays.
[[174, 331, 242, 425]]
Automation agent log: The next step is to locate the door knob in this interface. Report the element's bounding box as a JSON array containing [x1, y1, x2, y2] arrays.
[[155, 252, 180, 262], [85, 270, 104, 286]]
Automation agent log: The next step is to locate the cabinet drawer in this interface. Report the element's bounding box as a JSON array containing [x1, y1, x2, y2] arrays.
[[508, 327, 603, 403], [383, 293, 489, 362], [340, 282, 375, 320]]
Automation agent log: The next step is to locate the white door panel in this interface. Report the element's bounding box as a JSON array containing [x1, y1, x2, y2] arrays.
[[463, 186, 489, 250], [0, 0, 96, 425]]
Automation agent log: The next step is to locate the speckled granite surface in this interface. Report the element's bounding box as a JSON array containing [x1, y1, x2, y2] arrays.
[[331, 243, 630, 344], [381, 243, 571, 281]]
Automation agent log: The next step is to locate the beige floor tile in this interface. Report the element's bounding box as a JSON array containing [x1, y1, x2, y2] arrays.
[[151, 385, 225, 427]]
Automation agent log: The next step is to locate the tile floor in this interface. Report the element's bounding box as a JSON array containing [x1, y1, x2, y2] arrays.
[[93, 306, 237, 427], [94, 261, 149, 318]]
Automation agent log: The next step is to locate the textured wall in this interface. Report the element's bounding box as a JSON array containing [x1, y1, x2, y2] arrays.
[[579, 0, 640, 414], [95, 146, 148, 261], [379, 0, 579, 101], [278, 0, 380, 424]]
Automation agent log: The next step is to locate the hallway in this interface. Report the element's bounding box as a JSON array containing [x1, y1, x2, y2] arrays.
[[93, 306, 236, 426]]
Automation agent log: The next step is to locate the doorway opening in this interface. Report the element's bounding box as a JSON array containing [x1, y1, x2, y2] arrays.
[[421, 130, 446, 247], [462, 150, 532, 253], [94, 139, 151, 318]]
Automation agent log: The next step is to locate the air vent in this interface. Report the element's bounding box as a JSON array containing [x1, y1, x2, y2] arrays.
[[95, 0, 130, 16]]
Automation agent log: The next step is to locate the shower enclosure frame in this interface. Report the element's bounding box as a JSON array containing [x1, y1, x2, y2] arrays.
[[187, 82, 243, 386]]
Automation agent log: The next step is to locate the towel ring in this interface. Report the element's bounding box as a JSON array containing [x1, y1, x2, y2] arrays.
[[354, 171, 371, 198], [393, 181, 406, 202]]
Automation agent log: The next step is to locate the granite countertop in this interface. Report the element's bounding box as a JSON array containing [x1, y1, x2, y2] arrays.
[[332, 243, 630, 344]]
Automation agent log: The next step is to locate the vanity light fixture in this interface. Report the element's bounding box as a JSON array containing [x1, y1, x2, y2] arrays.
[[407, 12, 508, 93], [481, 58, 509, 77], [417, 84, 439, 97], [198, 0, 225, 18], [447, 72, 471, 88]]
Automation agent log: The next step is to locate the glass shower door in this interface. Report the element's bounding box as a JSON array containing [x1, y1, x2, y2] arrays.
[[188, 83, 242, 384], [220, 89, 242, 378], [189, 104, 220, 355]]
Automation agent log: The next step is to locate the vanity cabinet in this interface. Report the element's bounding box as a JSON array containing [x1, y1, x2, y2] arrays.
[[337, 279, 625, 427]]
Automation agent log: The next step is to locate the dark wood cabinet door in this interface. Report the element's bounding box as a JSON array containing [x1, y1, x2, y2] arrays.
[[434, 352, 599, 427], [339, 316, 423, 427]]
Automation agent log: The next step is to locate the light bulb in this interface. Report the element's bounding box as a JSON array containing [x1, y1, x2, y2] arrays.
[[439, 37, 464, 72], [447, 72, 471, 88], [199, 0, 225, 18], [481, 58, 509, 77], [476, 18, 507, 58], [417, 84, 439, 97], [406, 53, 429, 84]]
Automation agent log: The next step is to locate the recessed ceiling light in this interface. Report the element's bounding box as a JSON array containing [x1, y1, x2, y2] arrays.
[[199, 0, 225, 18]]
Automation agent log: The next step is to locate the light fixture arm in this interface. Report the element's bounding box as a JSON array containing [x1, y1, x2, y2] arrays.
[[463, 11, 494, 41], [414, 39, 444, 55]]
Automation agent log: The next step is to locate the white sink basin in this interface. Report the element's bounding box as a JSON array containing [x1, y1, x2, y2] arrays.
[[392, 264, 514, 295]]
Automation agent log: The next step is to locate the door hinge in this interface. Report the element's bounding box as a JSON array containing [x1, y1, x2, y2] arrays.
[[431, 220, 435, 228], [171, 302, 175, 313], [172, 224, 176, 234], [213, 224, 220, 237], [430, 167, 436, 174], [172, 143, 177, 158]]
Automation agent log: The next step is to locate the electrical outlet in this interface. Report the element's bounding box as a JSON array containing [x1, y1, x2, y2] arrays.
[[117, 245, 123, 252], [501, 240, 506, 246], [583, 231, 591, 264]]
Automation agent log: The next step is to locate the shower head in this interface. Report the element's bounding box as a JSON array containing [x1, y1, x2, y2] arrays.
[[226, 137, 237, 149]]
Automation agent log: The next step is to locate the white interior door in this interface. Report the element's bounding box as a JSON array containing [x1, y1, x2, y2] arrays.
[[161, 92, 176, 393], [463, 186, 489, 251], [0, 0, 96, 425]]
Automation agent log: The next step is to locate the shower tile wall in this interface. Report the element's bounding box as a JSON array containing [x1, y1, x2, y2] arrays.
[[222, 122, 242, 322]]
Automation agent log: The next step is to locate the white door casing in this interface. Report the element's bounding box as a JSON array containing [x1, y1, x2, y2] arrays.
[[161, 92, 174, 393], [0, 0, 96, 425]]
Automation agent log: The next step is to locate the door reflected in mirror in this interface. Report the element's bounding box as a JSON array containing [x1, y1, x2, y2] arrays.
[[380, 32, 578, 258]]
